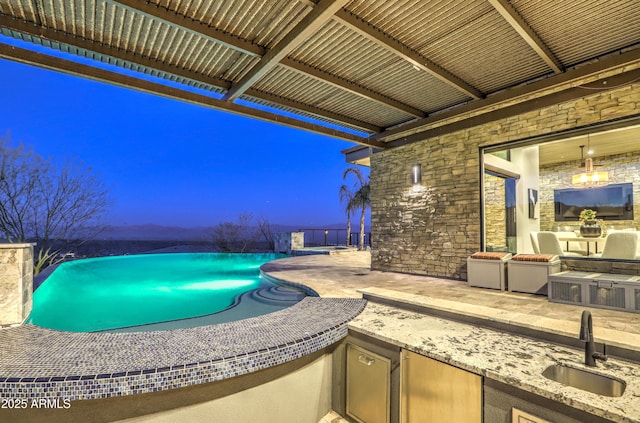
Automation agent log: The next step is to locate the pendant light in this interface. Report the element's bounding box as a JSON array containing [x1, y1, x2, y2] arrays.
[[572, 136, 609, 185]]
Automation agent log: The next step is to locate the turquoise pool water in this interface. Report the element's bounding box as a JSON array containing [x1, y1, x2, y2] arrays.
[[27, 253, 302, 332]]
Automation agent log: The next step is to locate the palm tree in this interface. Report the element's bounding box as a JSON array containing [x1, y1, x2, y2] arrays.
[[351, 183, 370, 250], [339, 184, 354, 246], [340, 167, 370, 250]]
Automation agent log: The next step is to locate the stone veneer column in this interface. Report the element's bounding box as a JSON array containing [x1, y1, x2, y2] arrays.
[[0, 243, 35, 326], [274, 232, 305, 254]]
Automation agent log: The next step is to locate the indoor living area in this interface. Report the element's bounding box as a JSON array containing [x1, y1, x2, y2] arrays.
[[483, 122, 640, 261]]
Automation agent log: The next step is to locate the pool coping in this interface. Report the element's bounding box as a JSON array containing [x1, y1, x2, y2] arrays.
[[0, 293, 366, 400]]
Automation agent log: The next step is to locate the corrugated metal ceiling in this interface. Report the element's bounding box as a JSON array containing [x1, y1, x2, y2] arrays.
[[424, 10, 551, 93], [512, 0, 640, 66], [347, 0, 493, 52], [255, 64, 412, 127], [166, 0, 310, 48], [0, 0, 639, 147], [291, 20, 394, 82], [358, 59, 471, 114]]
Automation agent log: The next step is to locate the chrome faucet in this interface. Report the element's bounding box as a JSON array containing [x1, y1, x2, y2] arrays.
[[579, 310, 607, 367]]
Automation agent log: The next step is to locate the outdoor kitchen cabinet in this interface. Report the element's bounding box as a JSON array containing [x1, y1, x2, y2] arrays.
[[346, 343, 391, 423], [400, 349, 482, 423]]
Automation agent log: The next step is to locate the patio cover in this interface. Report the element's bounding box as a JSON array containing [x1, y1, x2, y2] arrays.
[[0, 0, 639, 149]]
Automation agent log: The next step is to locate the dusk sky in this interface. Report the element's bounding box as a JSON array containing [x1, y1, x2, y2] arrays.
[[0, 54, 369, 229]]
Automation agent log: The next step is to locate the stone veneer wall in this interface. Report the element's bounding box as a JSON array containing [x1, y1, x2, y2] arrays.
[[0, 243, 35, 326], [539, 150, 640, 231], [370, 81, 640, 279], [561, 258, 640, 276], [370, 136, 480, 277], [484, 173, 507, 249]]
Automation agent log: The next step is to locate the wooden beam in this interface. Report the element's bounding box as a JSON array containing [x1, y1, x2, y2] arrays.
[[0, 15, 379, 134], [333, 10, 483, 100], [222, 0, 351, 101], [0, 43, 384, 148], [488, 0, 563, 73], [106, 0, 264, 57], [281, 58, 425, 118], [372, 46, 640, 144]]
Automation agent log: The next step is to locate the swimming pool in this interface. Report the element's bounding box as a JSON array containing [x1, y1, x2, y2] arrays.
[[28, 252, 312, 332]]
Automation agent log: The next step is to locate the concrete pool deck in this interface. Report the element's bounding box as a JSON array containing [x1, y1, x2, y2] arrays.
[[261, 252, 640, 349]]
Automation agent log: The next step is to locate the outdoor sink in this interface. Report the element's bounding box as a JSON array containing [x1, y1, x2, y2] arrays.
[[542, 364, 626, 397]]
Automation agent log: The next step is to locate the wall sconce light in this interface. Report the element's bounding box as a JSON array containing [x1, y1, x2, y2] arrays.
[[411, 164, 422, 185]]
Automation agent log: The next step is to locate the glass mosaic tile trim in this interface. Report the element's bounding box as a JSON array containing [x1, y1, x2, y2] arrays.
[[0, 298, 366, 400]]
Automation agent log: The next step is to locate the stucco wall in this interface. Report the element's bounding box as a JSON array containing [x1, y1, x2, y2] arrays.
[[370, 82, 640, 279]]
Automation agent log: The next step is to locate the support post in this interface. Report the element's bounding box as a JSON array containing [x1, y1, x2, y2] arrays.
[[274, 232, 305, 254], [0, 243, 35, 326]]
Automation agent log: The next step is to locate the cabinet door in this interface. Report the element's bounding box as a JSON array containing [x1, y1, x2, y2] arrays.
[[400, 349, 482, 423], [512, 408, 552, 423], [346, 343, 391, 423]]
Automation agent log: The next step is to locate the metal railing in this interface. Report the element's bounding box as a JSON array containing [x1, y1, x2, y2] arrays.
[[298, 228, 371, 247]]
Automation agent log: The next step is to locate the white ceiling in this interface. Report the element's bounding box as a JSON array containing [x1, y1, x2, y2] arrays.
[[538, 124, 640, 166]]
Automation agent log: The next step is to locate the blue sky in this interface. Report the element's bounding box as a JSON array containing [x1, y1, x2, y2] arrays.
[[0, 57, 370, 228]]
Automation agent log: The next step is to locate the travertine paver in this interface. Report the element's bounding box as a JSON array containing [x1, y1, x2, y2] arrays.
[[261, 251, 640, 336]]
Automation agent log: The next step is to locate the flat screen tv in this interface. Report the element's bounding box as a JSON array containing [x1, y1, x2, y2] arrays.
[[554, 183, 634, 221]]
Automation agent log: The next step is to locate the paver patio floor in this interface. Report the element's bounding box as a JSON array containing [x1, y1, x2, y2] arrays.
[[262, 251, 640, 338]]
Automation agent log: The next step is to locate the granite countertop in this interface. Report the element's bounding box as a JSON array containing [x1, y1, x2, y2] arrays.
[[349, 301, 640, 423]]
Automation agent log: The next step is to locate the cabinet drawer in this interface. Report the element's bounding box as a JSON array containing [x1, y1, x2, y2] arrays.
[[347, 343, 391, 423]]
